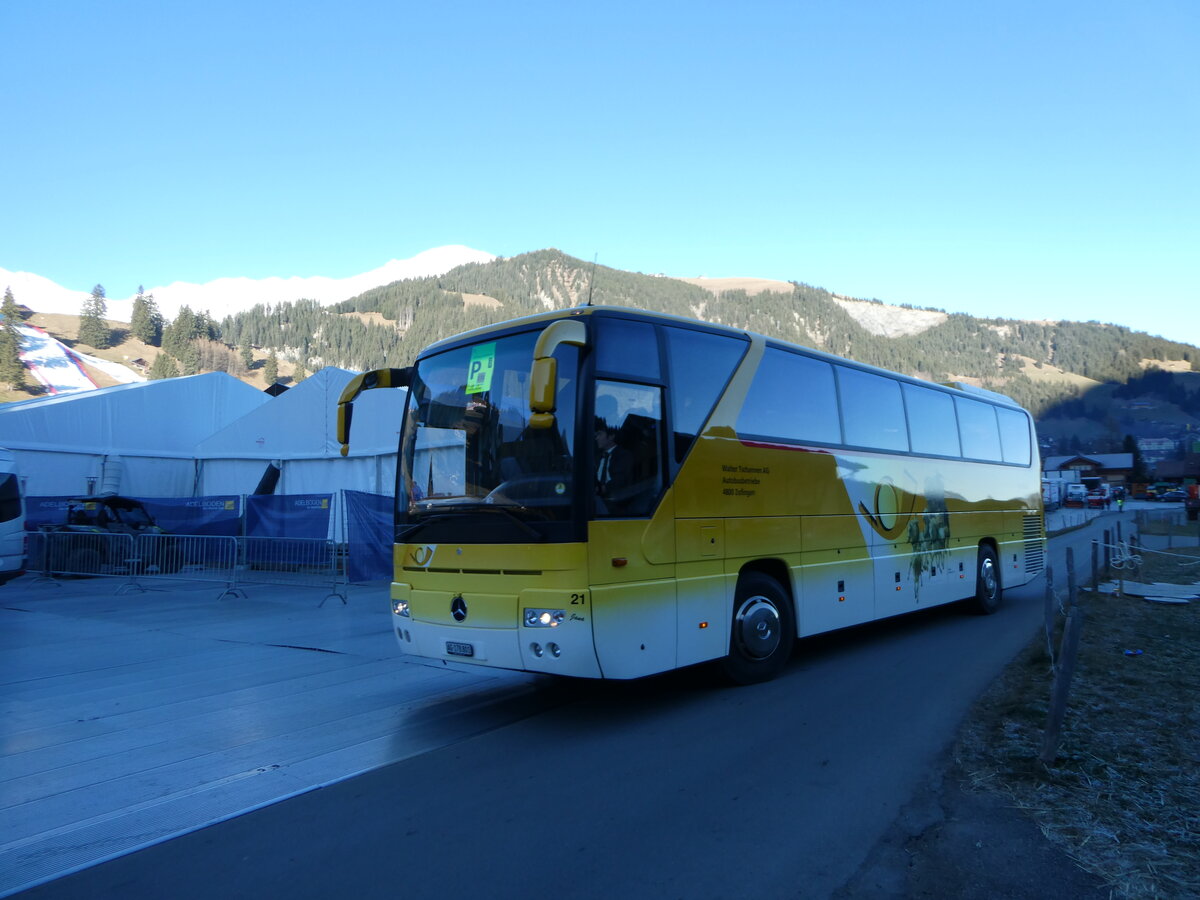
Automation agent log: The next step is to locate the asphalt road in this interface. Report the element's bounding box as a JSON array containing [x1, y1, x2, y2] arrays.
[[20, 518, 1117, 900]]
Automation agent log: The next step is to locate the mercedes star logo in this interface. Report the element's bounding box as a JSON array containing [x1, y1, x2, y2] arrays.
[[450, 595, 468, 622]]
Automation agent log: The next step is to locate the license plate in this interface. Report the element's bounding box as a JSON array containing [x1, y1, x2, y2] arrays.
[[446, 641, 475, 658]]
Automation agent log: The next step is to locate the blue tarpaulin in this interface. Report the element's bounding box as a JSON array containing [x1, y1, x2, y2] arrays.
[[139, 496, 241, 536], [244, 494, 333, 539], [24, 496, 73, 529], [344, 490, 392, 582], [25, 495, 242, 535]]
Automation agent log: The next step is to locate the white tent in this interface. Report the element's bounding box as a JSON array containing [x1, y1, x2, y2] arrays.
[[194, 367, 406, 498], [0, 374, 270, 496]]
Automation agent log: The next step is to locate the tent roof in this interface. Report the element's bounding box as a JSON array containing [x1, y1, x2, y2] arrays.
[[0, 373, 270, 457], [195, 367, 406, 460]]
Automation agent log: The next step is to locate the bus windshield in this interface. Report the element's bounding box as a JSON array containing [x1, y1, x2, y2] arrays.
[[399, 329, 580, 529]]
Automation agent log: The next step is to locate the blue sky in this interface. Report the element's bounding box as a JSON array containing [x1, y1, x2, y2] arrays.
[[3, 1, 1197, 346]]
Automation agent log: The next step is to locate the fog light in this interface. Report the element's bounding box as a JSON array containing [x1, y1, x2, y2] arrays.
[[547, 642, 561, 658], [530, 642, 544, 658], [392, 599, 410, 617]]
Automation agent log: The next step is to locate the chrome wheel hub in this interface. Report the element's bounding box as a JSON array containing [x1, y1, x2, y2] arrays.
[[980, 557, 998, 601], [733, 596, 781, 660]]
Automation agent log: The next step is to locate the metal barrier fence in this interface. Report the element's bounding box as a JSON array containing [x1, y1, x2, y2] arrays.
[[29, 531, 347, 604], [1135, 508, 1185, 527], [1133, 508, 1200, 550]]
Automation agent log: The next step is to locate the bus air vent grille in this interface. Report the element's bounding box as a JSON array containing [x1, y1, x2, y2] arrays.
[[1022, 517, 1044, 575]]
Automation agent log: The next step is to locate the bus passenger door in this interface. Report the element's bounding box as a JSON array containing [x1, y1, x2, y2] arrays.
[[588, 382, 678, 679]]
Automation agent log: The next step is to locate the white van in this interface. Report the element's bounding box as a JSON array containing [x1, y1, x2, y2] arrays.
[[0, 449, 26, 584]]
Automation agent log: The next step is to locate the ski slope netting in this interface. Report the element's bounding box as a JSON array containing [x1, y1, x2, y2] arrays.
[[16, 325, 145, 395]]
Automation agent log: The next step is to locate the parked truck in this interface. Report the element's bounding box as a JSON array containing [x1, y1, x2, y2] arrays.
[[1086, 483, 1111, 509]]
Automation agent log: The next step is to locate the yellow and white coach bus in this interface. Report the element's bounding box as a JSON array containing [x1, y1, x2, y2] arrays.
[[338, 306, 1044, 683]]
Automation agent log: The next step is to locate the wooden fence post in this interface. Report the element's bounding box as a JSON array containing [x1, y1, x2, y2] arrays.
[[1043, 565, 1056, 665], [1041, 605, 1084, 764], [1068, 546, 1077, 605]]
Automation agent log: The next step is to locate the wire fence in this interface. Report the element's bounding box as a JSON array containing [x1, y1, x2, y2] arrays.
[[1134, 507, 1200, 550]]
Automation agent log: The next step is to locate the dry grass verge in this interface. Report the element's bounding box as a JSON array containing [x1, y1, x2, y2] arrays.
[[955, 546, 1200, 899]]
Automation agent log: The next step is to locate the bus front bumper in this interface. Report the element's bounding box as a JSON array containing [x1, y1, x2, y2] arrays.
[[391, 596, 602, 679]]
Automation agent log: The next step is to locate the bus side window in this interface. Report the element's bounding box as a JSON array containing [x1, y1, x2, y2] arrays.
[[664, 326, 748, 463], [956, 397, 1003, 462], [594, 319, 660, 380], [838, 367, 909, 452], [902, 383, 961, 457], [736, 349, 840, 446], [594, 381, 664, 517], [995, 406, 1032, 465]]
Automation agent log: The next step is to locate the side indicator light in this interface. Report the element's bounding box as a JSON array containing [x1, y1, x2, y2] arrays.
[[698, 621, 708, 629], [838, 596, 845, 603], [612, 558, 628, 567]]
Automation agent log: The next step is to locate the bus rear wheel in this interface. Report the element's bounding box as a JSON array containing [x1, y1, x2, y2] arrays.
[[969, 545, 1001, 615], [720, 572, 795, 685]]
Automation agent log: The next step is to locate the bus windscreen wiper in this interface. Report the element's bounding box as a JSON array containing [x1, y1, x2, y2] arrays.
[[475, 503, 545, 540], [398, 505, 544, 542]]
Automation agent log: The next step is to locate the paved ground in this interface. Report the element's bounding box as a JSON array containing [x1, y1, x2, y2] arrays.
[[2, 503, 1172, 898], [839, 502, 1174, 899], [0, 576, 543, 896]]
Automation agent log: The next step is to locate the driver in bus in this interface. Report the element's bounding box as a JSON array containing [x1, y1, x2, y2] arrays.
[[595, 417, 635, 514]]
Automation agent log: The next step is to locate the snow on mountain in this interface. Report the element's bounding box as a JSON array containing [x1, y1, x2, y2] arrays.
[[0, 245, 496, 324], [830, 295, 948, 338]]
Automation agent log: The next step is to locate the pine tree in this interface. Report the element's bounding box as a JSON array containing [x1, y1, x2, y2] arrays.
[[239, 340, 253, 371], [180, 341, 201, 376], [148, 353, 180, 380], [293, 359, 307, 383], [264, 350, 279, 385], [162, 305, 198, 357], [1124, 434, 1149, 482], [0, 288, 26, 390], [130, 287, 164, 346], [77, 284, 111, 349], [2, 287, 24, 324]]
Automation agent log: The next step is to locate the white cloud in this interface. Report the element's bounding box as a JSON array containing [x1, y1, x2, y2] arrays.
[[0, 245, 496, 324]]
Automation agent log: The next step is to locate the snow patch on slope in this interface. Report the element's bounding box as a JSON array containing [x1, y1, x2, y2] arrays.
[[831, 296, 948, 338]]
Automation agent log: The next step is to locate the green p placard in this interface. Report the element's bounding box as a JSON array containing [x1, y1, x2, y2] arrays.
[[466, 343, 496, 394]]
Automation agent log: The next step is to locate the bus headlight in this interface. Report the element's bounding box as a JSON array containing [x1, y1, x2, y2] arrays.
[[392, 599, 410, 617], [524, 608, 564, 627]]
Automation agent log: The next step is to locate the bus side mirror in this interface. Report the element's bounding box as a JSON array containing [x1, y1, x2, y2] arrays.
[[527, 319, 587, 431], [529, 357, 558, 430], [337, 402, 355, 452], [337, 366, 413, 455]]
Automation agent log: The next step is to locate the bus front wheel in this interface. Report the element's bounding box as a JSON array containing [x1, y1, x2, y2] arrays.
[[720, 572, 795, 685], [969, 545, 1002, 615]]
